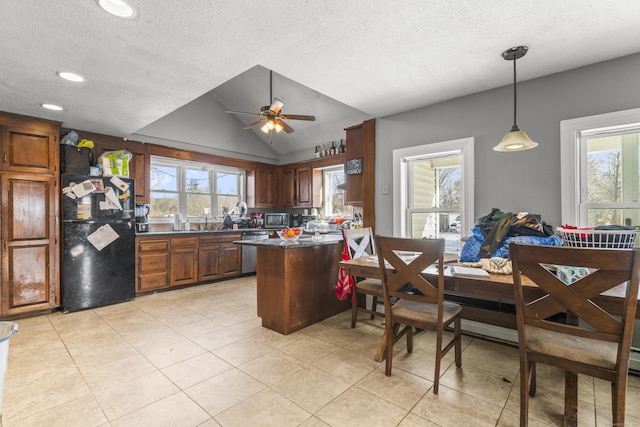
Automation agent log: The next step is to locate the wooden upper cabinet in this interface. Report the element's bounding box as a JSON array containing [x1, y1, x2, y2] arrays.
[[255, 166, 276, 208], [345, 119, 375, 227], [280, 166, 296, 207], [296, 166, 323, 208], [1, 123, 58, 174], [344, 124, 364, 206]]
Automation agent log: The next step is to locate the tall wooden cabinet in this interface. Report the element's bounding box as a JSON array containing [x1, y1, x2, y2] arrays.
[[345, 119, 376, 228], [0, 112, 60, 317]]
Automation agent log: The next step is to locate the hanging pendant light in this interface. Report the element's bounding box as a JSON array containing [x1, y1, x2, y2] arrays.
[[493, 46, 538, 152]]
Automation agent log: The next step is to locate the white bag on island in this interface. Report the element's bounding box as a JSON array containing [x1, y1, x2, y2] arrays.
[[98, 150, 132, 177]]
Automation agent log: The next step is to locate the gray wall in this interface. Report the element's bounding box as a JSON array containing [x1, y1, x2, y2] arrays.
[[375, 53, 640, 236], [131, 92, 280, 164]]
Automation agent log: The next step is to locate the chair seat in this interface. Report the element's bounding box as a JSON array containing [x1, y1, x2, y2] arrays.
[[355, 278, 383, 294], [392, 299, 462, 324], [527, 325, 618, 370]]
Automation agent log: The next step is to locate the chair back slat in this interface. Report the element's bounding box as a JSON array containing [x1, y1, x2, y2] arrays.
[[376, 236, 444, 305], [510, 243, 640, 351], [342, 227, 376, 260]]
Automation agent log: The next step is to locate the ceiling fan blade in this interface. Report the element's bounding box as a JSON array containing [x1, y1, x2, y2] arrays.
[[226, 110, 261, 116], [269, 98, 284, 115], [278, 119, 295, 134], [280, 114, 316, 121], [243, 118, 264, 129]]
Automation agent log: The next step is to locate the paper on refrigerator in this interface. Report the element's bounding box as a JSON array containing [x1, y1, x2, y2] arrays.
[[101, 187, 123, 210], [87, 224, 119, 251]]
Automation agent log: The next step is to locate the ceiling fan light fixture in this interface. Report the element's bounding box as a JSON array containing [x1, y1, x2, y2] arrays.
[[493, 46, 537, 152], [274, 119, 284, 133], [261, 119, 276, 134]]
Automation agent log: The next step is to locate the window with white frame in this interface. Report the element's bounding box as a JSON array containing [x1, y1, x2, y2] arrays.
[[393, 137, 474, 253], [323, 166, 353, 217], [560, 108, 640, 227], [149, 156, 245, 222]]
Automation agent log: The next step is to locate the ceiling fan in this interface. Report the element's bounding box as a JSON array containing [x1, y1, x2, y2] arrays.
[[225, 70, 316, 134]]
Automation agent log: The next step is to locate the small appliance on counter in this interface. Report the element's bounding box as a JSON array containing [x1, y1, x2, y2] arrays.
[[251, 212, 263, 228], [264, 212, 289, 229], [135, 203, 150, 232], [290, 213, 302, 227]]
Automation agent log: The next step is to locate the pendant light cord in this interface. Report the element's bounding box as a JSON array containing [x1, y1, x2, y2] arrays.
[[512, 58, 519, 131]]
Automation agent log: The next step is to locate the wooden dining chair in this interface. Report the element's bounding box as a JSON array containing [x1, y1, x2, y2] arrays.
[[375, 235, 462, 393], [509, 243, 640, 427], [342, 227, 384, 328]]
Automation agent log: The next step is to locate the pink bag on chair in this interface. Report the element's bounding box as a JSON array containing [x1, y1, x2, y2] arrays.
[[334, 244, 354, 300]]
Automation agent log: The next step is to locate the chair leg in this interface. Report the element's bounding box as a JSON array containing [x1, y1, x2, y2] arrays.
[[612, 378, 626, 426], [433, 328, 443, 394], [370, 296, 378, 319], [529, 362, 536, 397], [351, 293, 358, 328], [454, 316, 462, 368], [385, 322, 397, 376], [406, 326, 413, 354], [520, 359, 530, 427]]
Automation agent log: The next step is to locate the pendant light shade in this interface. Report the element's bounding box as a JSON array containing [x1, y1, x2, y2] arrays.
[[493, 46, 538, 152]]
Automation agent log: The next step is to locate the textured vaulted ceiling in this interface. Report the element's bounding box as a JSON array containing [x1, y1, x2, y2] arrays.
[[2, 1, 640, 156]]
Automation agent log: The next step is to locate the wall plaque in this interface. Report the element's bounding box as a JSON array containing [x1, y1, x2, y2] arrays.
[[346, 158, 363, 175]]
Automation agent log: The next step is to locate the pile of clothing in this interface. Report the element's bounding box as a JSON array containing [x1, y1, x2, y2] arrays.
[[459, 208, 562, 267]]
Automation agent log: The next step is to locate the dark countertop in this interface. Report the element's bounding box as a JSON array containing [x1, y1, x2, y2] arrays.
[[136, 229, 246, 237], [234, 234, 342, 248]]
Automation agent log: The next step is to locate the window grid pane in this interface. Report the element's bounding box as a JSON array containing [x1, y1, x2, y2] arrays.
[[582, 130, 640, 226]]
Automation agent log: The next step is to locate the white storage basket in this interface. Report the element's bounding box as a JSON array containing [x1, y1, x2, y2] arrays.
[[557, 227, 639, 249]]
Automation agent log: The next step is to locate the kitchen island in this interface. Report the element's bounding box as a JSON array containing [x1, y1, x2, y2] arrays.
[[235, 234, 350, 334]]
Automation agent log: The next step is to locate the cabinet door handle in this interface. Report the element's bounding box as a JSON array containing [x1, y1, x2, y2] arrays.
[[3, 153, 6, 163], [3, 240, 6, 250]]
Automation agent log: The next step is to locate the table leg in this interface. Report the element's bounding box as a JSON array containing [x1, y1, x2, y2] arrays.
[[564, 370, 578, 427], [375, 331, 386, 362]]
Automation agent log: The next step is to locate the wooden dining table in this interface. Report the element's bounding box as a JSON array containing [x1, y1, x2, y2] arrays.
[[340, 255, 640, 427]]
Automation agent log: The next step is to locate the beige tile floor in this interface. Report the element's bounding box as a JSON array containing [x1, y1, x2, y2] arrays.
[[2, 275, 640, 427]]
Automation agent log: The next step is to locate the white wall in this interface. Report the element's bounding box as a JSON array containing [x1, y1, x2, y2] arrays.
[[375, 53, 640, 236]]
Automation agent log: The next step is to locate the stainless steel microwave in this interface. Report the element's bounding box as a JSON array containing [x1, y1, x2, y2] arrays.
[[264, 213, 290, 229]]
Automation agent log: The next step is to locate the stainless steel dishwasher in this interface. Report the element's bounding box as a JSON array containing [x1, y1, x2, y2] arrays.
[[241, 230, 270, 274]]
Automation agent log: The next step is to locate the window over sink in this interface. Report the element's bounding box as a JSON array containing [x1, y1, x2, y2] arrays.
[[149, 156, 245, 223]]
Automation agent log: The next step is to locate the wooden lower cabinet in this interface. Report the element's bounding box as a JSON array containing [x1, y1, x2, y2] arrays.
[[137, 239, 170, 292], [198, 234, 241, 282], [170, 237, 198, 286], [136, 232, 242, 294]]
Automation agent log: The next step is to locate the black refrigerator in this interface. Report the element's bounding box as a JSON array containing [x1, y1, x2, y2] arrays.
[[61, 174, 136, 313]]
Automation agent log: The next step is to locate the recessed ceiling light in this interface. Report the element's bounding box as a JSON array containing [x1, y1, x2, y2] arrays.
[[57, 71, 86, 83], [41, 104, 64, 111], [97, 0, 136, 18]]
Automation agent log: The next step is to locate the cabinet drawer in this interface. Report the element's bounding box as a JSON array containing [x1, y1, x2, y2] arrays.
[[138, 239, 169, 252], [171, 236, 198, 247], [199, 233, 241, 245], [138, 272, 169, 292], [138, 253, 169, 273]]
